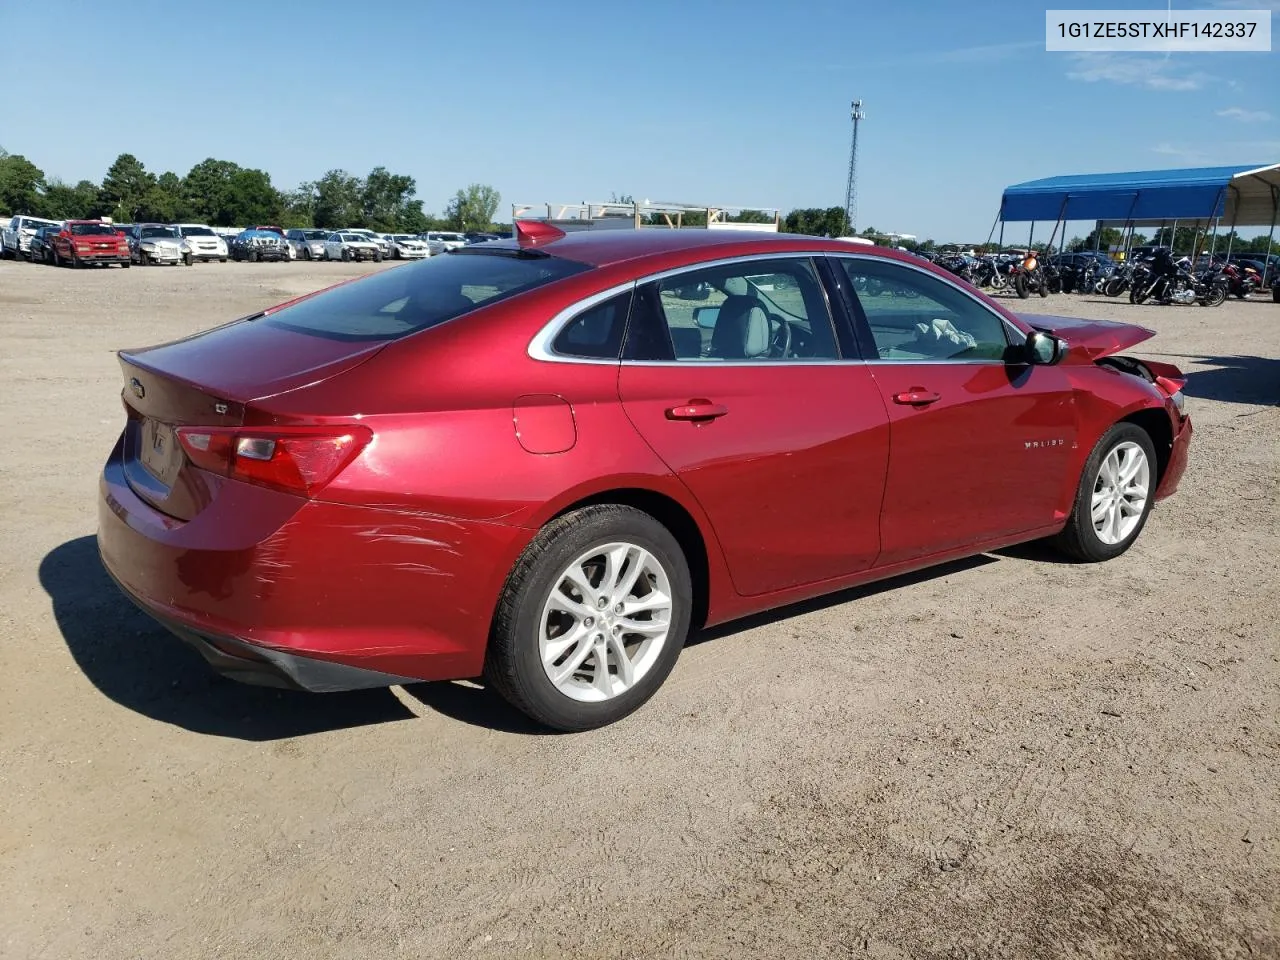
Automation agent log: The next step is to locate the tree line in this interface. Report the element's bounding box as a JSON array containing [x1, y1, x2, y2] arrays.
[[0, 148, 502, 233]]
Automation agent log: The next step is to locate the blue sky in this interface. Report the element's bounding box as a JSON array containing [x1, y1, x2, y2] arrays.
[[1, 0, 1276, 241]]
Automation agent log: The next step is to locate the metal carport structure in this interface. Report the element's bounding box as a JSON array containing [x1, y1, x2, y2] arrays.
[[993, 164, 1280, 283]]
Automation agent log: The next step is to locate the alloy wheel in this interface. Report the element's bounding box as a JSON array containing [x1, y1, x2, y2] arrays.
[[1091, 441, 1150, 545], [538, 542, 673, 703]]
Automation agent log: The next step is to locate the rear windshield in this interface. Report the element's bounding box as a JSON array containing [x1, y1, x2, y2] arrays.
[[262, 250, 592, 342]]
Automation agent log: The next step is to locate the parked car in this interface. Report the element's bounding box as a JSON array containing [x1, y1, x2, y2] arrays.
[[415, 233, 446, 256], [229, 229, 290, 262], [323, 231, 382, 261], [337, 228, 391, 257], [96, 226, 1192, 731], [285, 228, 330, 260], [251, 225, 295, 259], [2, 214, 63, 259], [385, 234, 430, 259], [129, 224, 192, 266], [175, 224, 229, 262], [52, 219, 131, 267], [424, 230, 466, 252], [27, 225, 61, 264]]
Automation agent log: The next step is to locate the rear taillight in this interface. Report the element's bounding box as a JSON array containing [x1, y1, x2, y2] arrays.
[[175, 425, 372, 497]]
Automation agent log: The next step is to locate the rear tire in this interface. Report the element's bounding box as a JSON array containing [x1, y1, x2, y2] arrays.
[[1103, 276, 1125, 297], [1049, 423, 1157, 563], [485, 505, 692, 732]]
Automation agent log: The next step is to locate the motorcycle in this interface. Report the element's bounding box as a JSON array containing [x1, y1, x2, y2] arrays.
[[1014, 252, 1051, 298], [1130, 257, 1226, 306], [1218, 261, 1261, 299], [1103, 261, 1136, 297]]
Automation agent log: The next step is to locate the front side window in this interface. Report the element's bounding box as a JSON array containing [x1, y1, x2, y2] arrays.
[[837, 258, 1013, 361], [637, 257, 838, 362]]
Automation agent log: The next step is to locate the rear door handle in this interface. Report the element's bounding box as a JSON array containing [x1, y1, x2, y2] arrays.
[[666, 401, 729, 421], [892, 389, 941, 406]]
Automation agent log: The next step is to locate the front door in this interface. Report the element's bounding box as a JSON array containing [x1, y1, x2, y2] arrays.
[[831, 255, 1077, 566], [616, 256, 890, 597]]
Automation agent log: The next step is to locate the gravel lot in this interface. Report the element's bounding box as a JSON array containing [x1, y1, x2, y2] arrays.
[[1, 258, 1276, 959]]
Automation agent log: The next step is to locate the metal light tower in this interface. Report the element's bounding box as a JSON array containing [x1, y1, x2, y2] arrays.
[[843, 100, 865, 234]]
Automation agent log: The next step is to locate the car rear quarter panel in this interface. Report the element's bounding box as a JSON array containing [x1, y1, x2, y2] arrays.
[[248, 268, 743, 625]]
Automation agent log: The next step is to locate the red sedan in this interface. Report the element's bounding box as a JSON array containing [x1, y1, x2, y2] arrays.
[[97, 225, 1192, 730]]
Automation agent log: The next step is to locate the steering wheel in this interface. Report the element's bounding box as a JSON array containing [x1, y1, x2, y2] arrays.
[[769, 315, 792, 358]]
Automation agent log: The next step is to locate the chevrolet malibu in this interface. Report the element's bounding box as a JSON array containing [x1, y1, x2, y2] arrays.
[[98, 225, 1192, 731]]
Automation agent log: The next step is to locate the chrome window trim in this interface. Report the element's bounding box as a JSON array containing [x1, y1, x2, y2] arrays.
[[527, 280, 638, 365], [527, 250, 1029, 368], [528, 252, 845, 366]]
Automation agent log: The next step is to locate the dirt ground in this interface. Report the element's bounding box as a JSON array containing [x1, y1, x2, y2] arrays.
[[1, 257, 1276, 960]]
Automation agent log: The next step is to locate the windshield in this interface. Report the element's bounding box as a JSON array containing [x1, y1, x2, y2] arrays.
[[302, 230, 327, 240], [70, 223, 117, 236], [141, 226, 178, 239], [262, 250, 592, 342], [180, 226, 215, 237]]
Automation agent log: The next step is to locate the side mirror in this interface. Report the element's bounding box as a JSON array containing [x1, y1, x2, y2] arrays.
[[1024, 330, 1064, 365], [693, 305, 720, 330]]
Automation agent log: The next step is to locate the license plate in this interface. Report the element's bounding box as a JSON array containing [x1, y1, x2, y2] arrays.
[[140, 420, 182, 486]]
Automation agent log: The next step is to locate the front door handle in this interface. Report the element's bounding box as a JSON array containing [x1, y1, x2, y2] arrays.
[[666, 401, 729, 421], [892, 389, 941, 406]]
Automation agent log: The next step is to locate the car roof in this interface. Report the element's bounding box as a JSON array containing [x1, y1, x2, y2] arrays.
[[485, 228, 915, 269]]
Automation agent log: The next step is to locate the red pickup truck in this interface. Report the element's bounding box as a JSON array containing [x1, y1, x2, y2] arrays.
[[52, 220, 130, 268]]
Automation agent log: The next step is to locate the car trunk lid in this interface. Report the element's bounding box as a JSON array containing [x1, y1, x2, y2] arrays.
[[117, 316, 386, 520]]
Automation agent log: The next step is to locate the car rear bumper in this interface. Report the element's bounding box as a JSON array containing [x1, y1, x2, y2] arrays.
[[1155, 412, 1192, 501], [97, 437, 529, 690]]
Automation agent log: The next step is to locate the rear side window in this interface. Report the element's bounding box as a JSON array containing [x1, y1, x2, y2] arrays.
[[262, 250, 592, 342], [551, 291, 633, 359]]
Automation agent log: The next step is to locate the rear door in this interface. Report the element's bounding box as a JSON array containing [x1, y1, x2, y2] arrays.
[[616, 255, 890, 597], [829, 255, 1077, 566]]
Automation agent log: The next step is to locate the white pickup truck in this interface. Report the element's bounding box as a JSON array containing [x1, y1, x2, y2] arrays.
[[2, 214, 64, 259]]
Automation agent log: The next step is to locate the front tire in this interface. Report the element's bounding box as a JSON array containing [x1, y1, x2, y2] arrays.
[[1015, 272, 1030, 298], [1049, 423, 1157, 562], [485, 505, 692, 732], [1200, 285, 1226, 307]]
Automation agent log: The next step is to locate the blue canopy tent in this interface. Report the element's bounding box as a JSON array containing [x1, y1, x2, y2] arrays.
[[994, 164, 1280, 281]]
